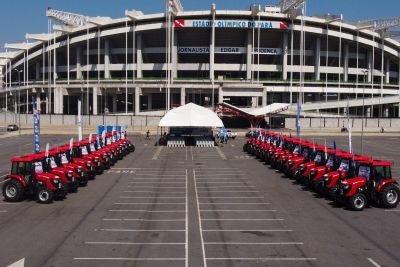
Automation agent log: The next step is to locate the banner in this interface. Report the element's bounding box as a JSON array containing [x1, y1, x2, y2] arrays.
[[32, 97, 40, 154], [174, 19, 289, 30], [177, 46, 282, 55]]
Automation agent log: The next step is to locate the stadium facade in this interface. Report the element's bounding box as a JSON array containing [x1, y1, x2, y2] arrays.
[[0, 1, 400, 117]]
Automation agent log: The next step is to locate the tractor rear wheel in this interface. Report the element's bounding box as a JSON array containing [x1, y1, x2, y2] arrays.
[[2, 180, 24, 202], [379, 184, 400, 209], [36, 187, 54, 204], [348, 193, 367, 211]]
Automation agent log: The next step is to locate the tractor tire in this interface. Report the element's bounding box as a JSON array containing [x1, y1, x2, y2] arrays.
[[379, 184, 400, 209], [2, 180, 25, 202], [329, 185, 340, 201], [348, 193, 367, 211], [79, 176, 89, 187], [36, 187, 54, 204]]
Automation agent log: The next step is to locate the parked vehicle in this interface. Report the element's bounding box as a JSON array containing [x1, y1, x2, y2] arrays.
[[7, 124, 19, 132], [335, 160, 400, 211], [2, 155, 67, 203]]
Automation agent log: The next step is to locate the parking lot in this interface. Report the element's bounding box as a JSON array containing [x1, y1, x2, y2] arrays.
[[0, 134, 400, 266]]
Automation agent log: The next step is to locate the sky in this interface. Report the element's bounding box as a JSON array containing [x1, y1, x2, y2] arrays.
[[0, 0, 399, 50]]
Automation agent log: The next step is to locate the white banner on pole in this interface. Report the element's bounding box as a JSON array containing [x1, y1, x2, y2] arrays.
[[78, 99, 82, 141]]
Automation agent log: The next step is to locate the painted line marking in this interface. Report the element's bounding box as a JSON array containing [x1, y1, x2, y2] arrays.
[[206, 257, 316, 261], [114, 203, 185, 205], [197, 186, 255, 188], [0, 210, 7, 213], [74, 258, 185, 261], [120, 196, 186, 199], [185, 168, 188, 267], [128, 182, 185, 184], [197, 191, 259, 193], [103, 219, 185, 222], [384, 210, 400, 212], [198, 197, 264, 199], [108, 210, 186, 213], [129, 178, 186, 180], [99, 229, 185, 232], [201, 218, 283, 221], [194, 169, 208, 267], [215, 147, 227, 160], [85, 242, 184, 245], [367, 258, 382, 267], [131, 174, 186, 177], [124, 191, 185, 194], [202, 229, 293, 232], [196, 182, 249, 184], [201, 210, 277, 212], [199, 203, 270, 205], [191, 147, 194, 161], [127, 186, 186, 189], [152, 146, 163, 160], [204, 242, 302, 245]]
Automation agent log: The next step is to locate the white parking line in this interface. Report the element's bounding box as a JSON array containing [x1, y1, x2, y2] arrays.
[[103, 219, 185, 222], [185, 169, 188, 267], [196, 182, 249, 184], [367, 258, 382, 267], [152, 146, 163, 160], [384, 210, 400, 212], [128, 182, 186, 184], [127, 186, 186, 189], [114, 203, 185, 205], [196, 178, 250, 180], [197, 191, 259, 193], [201, 210, 277, 212], [129, 178, 186, 180], [194, 169, 208, 267], [124, 191, 185, 194], [0, 210, 7, 213], [120, 196, 186, 199], [74, 258, 185, 261], [108, 210, 186, 212], [204, 242, 302, 245], [199, 203, 270, 205], [215, 147, 227, 160], [206, 257, 316, 261], [86, 241, 184, 245], [202, 229, 293, 232], [201, 218, 283, 221], [131, 174, 186, 177], [198, 197, 264, 199], [99, 229, 185, 232]]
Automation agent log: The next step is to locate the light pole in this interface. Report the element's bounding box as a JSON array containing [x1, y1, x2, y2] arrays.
[[361, 69, 368, 155]]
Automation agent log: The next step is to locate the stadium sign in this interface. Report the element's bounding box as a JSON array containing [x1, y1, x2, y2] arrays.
[[178, 47, 282, 55], [174, 19, 288, 29]]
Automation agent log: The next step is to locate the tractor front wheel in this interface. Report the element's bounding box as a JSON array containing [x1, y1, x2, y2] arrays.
[[36, 187, 54, 204], [348, 193, 367, 211], [2, 180, 25, 202], [379, 184, 400, 209]]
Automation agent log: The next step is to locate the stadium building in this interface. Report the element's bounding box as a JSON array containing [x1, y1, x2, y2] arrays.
[[0, 0, 400, 117]]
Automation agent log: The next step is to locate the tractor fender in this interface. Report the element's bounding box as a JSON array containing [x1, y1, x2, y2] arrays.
[[377, 180, 398, 192], [50, 169, 69, 182], [35, 173, 57, 190], [5, 174, 27, 187], [343, 177, 367, 197], [305, 162, 316, 168]]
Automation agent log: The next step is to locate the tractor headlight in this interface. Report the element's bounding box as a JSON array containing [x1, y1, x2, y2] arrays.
[[301, 166, 306, 172], [288, 162, 294, 167]]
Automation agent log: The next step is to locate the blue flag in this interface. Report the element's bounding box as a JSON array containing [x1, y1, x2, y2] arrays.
[[333, 140, 337, 157], [32, 97, 40, 154]]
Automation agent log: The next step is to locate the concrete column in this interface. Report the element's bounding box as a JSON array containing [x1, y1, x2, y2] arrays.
[[93, 87, 98, 115], [26, 89, 29, 114], [53, 88, 58, 114], [147, 94, 152, 110], [136, 34, 143, 79], [246, 31, 253, 80], [367, 51, 372, 83], [344, 44, 349, 82], [35, 62, 40, 81], [180, 87, 185, 106], [384, 107, 389, 118], [59, 88, 64, 114], [385, 58, 390, 84], [251, 97, 258, 108], [172, 30, 178, 79], [283, 33, 289, 81], [135, 87, 140, 115], [314, 38, 321, 81], [210, 29, 215, 80], [112, 95, 117, 113], [218, 86, 223, 103], [76, 46, 82, 79], [262, 87, 267, 107], [36, 95, 41, 113], [45, 93, 49, 114], [104, 39, 111, 79]]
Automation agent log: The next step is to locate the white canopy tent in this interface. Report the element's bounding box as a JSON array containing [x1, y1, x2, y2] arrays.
[[159, 103, 224, 128]]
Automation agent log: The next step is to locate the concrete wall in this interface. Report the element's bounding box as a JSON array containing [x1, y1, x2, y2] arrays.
[[0, 112, 161, 127]]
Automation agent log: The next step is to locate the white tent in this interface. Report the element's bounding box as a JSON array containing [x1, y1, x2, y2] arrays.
[[159, 103, 224, 127]]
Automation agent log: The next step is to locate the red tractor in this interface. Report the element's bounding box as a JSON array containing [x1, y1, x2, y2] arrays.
[[294, 145, 328, 184], [2, 155, 67, 203], [57, 145, 96, 180], [335, 160, 400, 211], [274, 139, 301, 172], [315, 154, 371, 197], [72, 141, 104, 175], [284, 141, 314, 178]]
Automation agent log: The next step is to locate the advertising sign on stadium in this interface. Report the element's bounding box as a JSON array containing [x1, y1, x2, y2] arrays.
[[178, 47, 282, 55], [174, 19, 288, 29]]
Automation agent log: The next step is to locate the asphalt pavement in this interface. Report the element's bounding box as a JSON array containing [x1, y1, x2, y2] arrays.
[[0, 135, 399, 267]]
